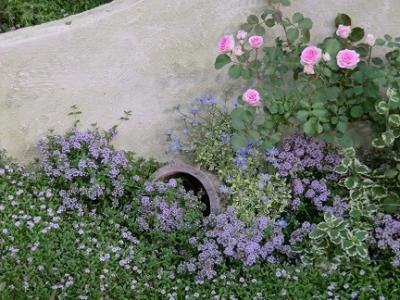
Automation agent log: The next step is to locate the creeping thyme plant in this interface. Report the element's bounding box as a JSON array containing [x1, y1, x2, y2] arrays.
[[2, 0, 400, 298]]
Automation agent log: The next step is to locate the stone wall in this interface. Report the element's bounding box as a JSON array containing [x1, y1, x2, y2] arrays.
[[0, 0, 399, 162]]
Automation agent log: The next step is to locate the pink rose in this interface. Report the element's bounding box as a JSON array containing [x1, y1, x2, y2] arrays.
[[303, 64, 315, 75], [237, 30, 248, 40], [218, 34, 235, 53], [336, 49, 360, 69], [366, 34, 376, 46], [243, 89, 261, 106], [300, 46, 322, 65], [336, 25, 351, 39], [248, 36, 264, 49], [234, 46, 244, 56]]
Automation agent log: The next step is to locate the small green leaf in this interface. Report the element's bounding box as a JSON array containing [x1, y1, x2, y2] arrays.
[[287, 27, 299, 42], [254, 25, 266, 35], [296, 110, 309, 121], [241, 68, 252, 80], [232, 117, 245, 130], [382, 195, 400, 213], [384, 168, 398, 179], [371, 186, 387, 199], [336, 120, 348, 133], [354, 159, 370, 174], [214, 54, 231, 69], [335, 164, 348, 175], [247, 15, 259, 24], [375, 38, 385, 46], [350, 105, 364, 118], [228, 64, 241, 79], [241, 23, 254, 33], [325, 38, 341, 56], [327, 229, 340, 240], [248, 129, 260, 141], [372, 57, 383, 65], [335, 13, 351, 26], [302, 29, 311, 43], [375, 101, 389, 115], [354, 230, 368, 241], [350, 189, 363, 201], [382, 130, 395, 146], [298, 18, 313, 30], [372, 137, 386, 149], [292, 12, 304, 23], [344, 176, 358, 189], [384, 34, 392, 41], [265, 19, 275, 27], [342, 148, 356, 158], [355, 245, 368, 259], [341, 239, 354, 250], [389, 114, 400, 127], [309, 229, 325, 240], [253, 114, 266, 126], [312, 108, 327, 119], [349, 27, 365, 42], [318, 223, 330, 231]]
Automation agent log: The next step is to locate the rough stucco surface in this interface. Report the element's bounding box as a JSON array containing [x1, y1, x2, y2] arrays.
[[0, 0, 399, 162]]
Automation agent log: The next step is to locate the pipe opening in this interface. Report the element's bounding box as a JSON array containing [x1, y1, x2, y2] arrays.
[[162, 172, 211, 216]]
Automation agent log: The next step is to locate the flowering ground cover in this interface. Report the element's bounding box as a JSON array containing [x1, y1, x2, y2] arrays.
[[0, 127, 399, 299], [2, 0, 400, 298]]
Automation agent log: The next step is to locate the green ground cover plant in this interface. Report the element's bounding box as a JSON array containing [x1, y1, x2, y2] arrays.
[[0, 0, 112, 32]]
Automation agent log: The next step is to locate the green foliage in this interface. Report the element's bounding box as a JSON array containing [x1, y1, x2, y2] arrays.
[[1, 141, 398, 300], [336, 146, 399, 215], [305, 213, 370, 263], [0, 0, 112, 32], [170, 98, 291, 220], [215, 3, 400, 151]]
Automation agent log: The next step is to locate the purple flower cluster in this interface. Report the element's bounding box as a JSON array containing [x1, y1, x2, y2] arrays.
[[273, 134, 347, 217], [289, 222, 317, 245], [38, 128, 130, 208], [275, 134, 342, 179], [187, 207, 292, 279], [293, 178, 348, 216], [134, 183, 202, 232], [137, 195, 183, 232], [374, 214, 400, 267]]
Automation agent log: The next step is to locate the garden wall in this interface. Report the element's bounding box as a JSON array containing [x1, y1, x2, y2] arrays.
[[0, 0, 399, 162]]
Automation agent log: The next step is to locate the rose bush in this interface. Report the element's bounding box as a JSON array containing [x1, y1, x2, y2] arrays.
[[214, 1, 400, 150]]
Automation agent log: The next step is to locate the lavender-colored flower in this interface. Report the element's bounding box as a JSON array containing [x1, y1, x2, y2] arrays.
[[168, 139, 182, 152], [38, 128, 130, 208], [374, 214, 400, 267], [190, 207, 292, 279], [218, 184, 231, 194], [167, 178, 177, 188]]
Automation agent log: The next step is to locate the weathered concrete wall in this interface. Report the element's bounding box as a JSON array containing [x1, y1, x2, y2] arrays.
[[0, 0, 399, 162]]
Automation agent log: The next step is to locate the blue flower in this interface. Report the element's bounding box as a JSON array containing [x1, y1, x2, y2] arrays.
[[266, 146, 280, 157], [169, 139, 182, 152], [234, 154, 248, 170], [220, 132, 230, 145], [259, 173, 271, 183], [218, 184, 231, 194], [274, 217, 288, 228]]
